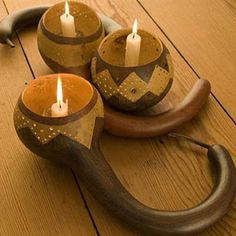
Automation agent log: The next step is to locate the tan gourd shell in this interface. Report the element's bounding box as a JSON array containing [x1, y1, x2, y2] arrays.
[[37, 1, 105, 80], [91, 29, 174, 111]]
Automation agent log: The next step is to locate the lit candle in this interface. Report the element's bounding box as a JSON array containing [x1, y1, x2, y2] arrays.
[[125, 19, 141, 67], [51, 76, 68, 117], [60, 0, 76, 37]]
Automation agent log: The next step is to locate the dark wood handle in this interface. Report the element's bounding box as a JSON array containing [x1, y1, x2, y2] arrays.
[[67, 140, 236, 235], [0, 5, 50, 47], [104, 78, 211, 137]]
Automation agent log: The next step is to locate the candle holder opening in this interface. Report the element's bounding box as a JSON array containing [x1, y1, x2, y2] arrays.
[[37, 1, 104, 79], [42, 2, 101, 38], [98, 29, 163, 67], [91, 28, 173, 111], [20, 74, 94, 121]]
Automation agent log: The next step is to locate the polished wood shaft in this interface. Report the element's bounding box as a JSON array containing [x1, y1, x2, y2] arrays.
[[104, 78, 210, 137], [67, 139, 236, 235]]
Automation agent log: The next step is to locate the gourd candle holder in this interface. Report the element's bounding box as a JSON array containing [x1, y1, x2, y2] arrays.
[[14, 74, 104, 156], [91, 29, 173, 111], [0, 3, 235, 235], [37, 2, 104, 79], [0, 5, 212, 137], [14, 73, 236, 236]]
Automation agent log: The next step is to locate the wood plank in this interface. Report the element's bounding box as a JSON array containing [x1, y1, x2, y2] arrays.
[[0, 1, 97, 235], [3, 0, 236, 235], [139, 0, 236, 121]]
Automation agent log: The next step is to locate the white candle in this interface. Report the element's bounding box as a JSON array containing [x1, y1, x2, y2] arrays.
[[51, 76, 68, 117], [60, 0, 76, 37], [125, 19, 141, 67]]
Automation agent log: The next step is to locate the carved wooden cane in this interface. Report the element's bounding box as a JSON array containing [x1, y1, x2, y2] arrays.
[[14, 74, 236, 236]]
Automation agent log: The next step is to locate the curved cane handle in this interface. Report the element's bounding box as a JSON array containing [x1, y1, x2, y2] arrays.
[[0, 5, 50, 47], [104, 78, 211, 137], [67, 140, 236, 235]]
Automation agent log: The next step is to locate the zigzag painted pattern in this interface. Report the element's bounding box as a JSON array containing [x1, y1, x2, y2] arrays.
[[94, 64, 172, 103]]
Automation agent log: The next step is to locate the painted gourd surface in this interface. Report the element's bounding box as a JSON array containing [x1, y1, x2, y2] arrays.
[[92, 29, 174, 111]]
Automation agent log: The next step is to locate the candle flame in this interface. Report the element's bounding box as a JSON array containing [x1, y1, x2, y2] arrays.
[[65, 0, 70, 16], [57, 75, 63, 108], [132, 19, 138, 36]]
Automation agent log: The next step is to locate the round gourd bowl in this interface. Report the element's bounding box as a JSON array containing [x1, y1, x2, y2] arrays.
[[91, 28, 174, 111], [13, 74, 104, 161], [37, 1, 104, 80]]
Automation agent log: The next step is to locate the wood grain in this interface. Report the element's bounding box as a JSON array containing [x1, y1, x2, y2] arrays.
[[139, 0, 236, 121], [1, 0, 236, 235], [0, 1, 97, 236]]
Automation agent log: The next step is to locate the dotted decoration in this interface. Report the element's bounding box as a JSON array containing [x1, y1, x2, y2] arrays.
[[119, 73, 148, 102], [95, 63, 172, 103], [95, 69, 118, 98], [148, 65, 171, 96], [14, 97, 104, 149]]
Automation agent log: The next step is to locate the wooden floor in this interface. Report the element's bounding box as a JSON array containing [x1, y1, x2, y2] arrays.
[[0, 0, 235, 235]]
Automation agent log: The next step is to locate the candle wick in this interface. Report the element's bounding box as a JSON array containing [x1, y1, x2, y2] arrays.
[[132, 32, 136, 39], [58, 100, 62, 109]]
